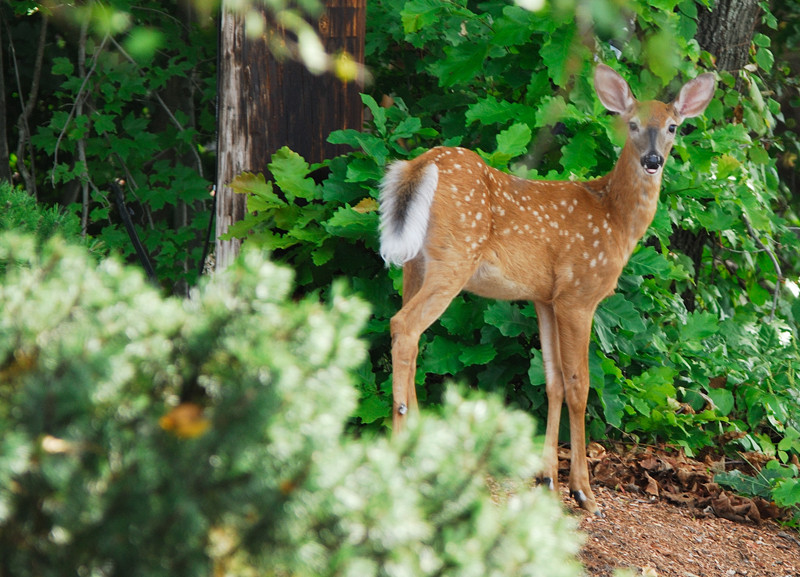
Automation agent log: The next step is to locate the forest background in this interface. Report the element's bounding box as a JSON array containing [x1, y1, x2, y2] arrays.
[[0, 0, 800, 574]]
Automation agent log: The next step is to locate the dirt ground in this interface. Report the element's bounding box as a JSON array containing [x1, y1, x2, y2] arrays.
[[557, 443, 800, 576]]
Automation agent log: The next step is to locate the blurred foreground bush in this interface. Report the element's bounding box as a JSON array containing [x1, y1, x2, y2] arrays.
[[0, 233, 581, 577]]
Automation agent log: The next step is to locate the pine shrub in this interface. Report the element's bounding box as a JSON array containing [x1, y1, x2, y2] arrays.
[[0, 233, 582, 577]]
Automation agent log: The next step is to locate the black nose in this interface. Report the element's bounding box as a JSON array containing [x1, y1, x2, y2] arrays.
[[641, 153, 664, 173]]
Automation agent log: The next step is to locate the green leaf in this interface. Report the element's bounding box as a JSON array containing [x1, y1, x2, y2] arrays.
[[560, 130, 597, 174], [626, 246, 670, 277], [495, 123, 532, 159], [52, 57, 74, 76], [679, 310, 718, 341], [328, 129, 389, 165], [540, 26, 574, 87], [527, 349, 546, 387], [422, 336, 464, 374], [600, 375, 625, 429], [353, 393, 390, 424], [465, 97, 527, 126], [361, 94, 387, 136], [323, 205, 379, 239], [269, 147, 318, 201], [431, 41, 489, 87], [755, 47, 774, 73], [746, 279, 770, 307], [707, 388, 734, 416], [772, 478, 800, 508], [400, 0, 443, 34], [597, 294, 646, 332], [459, 343, 497, 367], [391, 116, 422, 140], [230, 172, 286, 210], [484, 301, 531, 337], [752, 33, 771, 48]]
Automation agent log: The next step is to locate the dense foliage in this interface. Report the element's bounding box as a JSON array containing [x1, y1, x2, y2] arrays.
[[3, 0, 800, 529], [0, 232, 582, 576], [227, 0, 800, 515], [4, 0, 217, 291]]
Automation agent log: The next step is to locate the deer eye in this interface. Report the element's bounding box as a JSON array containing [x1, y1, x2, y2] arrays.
[[668, 124, 677, 134], [628, 122, 639, 132]]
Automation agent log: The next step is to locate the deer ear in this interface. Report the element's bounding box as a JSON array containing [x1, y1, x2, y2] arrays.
[[594, 64, 636, 115], [672, 73, 716, 121]]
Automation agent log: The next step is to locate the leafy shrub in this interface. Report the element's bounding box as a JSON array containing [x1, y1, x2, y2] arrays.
[[0, 232, 582, 577]]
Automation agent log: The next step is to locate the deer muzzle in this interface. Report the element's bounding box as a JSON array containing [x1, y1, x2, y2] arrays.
[[640, 153, 664, 174]]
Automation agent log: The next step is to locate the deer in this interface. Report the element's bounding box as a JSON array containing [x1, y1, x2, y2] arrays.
[[378, 64, 716, 515]]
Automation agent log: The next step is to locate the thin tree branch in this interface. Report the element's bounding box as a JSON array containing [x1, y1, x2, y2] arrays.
[[52, 32, 110, 184], [8, 12, 48, 197], [77, 16, 90, 237]]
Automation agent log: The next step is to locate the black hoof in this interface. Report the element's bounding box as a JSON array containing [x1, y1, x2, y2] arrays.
[[537, 477, 555, 491], [570, 489, 605, 518]]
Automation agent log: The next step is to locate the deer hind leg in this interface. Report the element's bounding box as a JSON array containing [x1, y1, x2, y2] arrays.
[[391, 259, 475, 433], [554, 304, 601, 515], [535, 302, 565, 493]]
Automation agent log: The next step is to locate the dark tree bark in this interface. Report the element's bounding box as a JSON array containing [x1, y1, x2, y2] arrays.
[[673, 0, 762, 310], [695, 0, 761, 71], [215, 0, 366, 270], [0, 15, 11, 184]]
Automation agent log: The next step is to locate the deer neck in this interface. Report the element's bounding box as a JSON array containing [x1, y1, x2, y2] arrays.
[[599, 143, 664, 258]]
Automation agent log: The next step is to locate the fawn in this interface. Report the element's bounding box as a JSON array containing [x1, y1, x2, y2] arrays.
[[379, 64, 715, 515]]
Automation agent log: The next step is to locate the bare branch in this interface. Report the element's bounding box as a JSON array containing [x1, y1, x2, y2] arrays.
[[8, 12, 48, 197], [53, 32, 110, 184]]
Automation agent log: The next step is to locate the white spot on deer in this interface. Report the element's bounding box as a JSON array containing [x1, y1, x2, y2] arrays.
[[590, 258, 597, 268], [475, 212, 483, 221], [593, 239, 600, 248], [454, 163, 462, 169]]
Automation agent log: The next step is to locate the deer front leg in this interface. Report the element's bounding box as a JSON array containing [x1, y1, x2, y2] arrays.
[[555, 305, 601, 516], [535, 302, 565, 492]]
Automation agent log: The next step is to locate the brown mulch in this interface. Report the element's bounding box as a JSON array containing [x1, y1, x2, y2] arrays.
[[556, 442, 800, 576]]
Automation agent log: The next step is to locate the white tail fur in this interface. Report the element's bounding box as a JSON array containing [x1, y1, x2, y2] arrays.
[[379, 161, 438, 266]]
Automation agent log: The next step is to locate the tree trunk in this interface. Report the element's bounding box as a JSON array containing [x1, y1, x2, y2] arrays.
[[674, 0, 761, 310], [695, 0, 761, 72], [215, 4, 269, 270], [214, 0, 365, 271]]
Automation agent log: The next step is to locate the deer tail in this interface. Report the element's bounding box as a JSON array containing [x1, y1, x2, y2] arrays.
[[379, 160, 438, 267]]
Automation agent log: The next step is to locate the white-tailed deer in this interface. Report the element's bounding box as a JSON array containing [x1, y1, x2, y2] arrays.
[[379, 64, 715, 515]]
